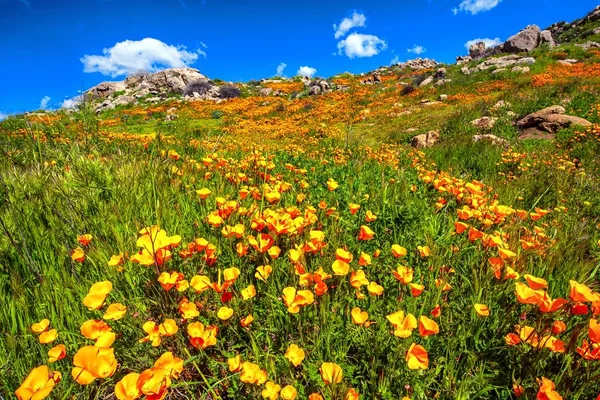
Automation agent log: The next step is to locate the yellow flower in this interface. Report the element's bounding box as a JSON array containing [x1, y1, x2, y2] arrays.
[[242, 285, 257, 300], [351, 307, 369, 325], [217, 306, 234, 320], [284, 344, 305, 367], [39, 329, 58, 344], [474, 304, 490, 317], [262, 381, 282, 400], [320, 362, 343, 384], [281, 385, 297, 400], [103, 303, 127, 320]]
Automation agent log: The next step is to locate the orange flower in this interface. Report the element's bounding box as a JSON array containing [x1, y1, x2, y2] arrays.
[[406, 343, 428, 370], [345, 388, 360, 400], [153, 351, 184, 379], [82, 280, 113, 310], [357, 225, 375, 240], [158, 272, 180, 291], [282, 287, 314, 313], [349, 203, 361, 214], [513, 383, 524, 397], [71, 247, 85, 262], [114, 372, 141, 400], [515, 282, 544, 306], [48, 344, 67, 363], [15, 365, 61, 400], [431, 304, 442, 318], [358, 252, 372, 266], [391, 244, 407, 258], [240, 314, 254, 327], [39, 329, 58, 344], [81, 319, 112, 340], [590, 319, 600, 343], [387, 310, 417, 338], [103, 303, 127, 320], [418, 315, 439, 337], [31, 319, 50, 334], [196, 187, 212, 199], [569, 280, 595, 303], [350, 270, 369, 288], [417, 245, 431, 257], [77, 234, 93, 247], [551, 321, 567, 335], [137, 367, 171, 399], [255, 265, 273, 281], [71, 345, 117, 385], [537, 377, 562, 400], [524, 274, 548, 290], [393, 265, 413, 284], [409, 283, 425, 297], [320, 362, 343, 384], [365, 210, 377, 222], [474, 304, 490, 317], [187, 322, 218, 349]]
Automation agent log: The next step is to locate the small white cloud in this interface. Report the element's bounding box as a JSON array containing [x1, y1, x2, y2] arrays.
[[276, 63, 287, 77], [19, 0, 31, 8], [40, 96, 51, 110], [0, 112, 8, 121], [464, 37, 502, 50], [390, 55, 400, 65], [337, 33, 387, 59], [297, 66, 317, 77], [453, 0, 501, 15], [200, 42, 209, 49], [333, 11, 367, 39], [407, 44, 426, 55], [81, 38, 203, 78], [61, 95, 83, 110]]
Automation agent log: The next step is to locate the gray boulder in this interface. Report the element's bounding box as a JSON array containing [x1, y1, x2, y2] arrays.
[[411, 131, 440, 148], [469, 42, 487, 58], [504, 25, 541, 53], [539, 30, 556, 47], [87, 81, 126, 99]]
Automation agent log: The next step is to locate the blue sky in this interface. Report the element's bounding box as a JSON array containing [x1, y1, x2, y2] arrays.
[[0, 0, 598, 116]]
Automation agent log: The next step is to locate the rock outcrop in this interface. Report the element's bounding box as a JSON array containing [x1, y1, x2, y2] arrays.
[[517, 105, 592, 138], [411, 131, 440, 148], [504, 25, 542, 53], [395, 58, 439, 71]]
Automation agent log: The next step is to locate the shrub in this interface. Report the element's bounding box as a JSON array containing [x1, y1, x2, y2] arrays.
[[212, 110, 224, 119], [219, 85, 241, 99], [401, 85, 416, 96], [183, 80, 213, 97]]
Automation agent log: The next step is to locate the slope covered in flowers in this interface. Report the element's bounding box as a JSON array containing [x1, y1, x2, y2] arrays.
[[1, 49, 600, 400]]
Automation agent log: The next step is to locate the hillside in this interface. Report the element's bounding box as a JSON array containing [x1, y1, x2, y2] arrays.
[[1, 5, 600, 400]]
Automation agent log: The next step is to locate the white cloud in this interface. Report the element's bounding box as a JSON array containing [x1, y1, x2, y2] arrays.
[[464, 37, 502, 50], [80, 38, 204, 78], [40, 96, 51, 110], [337, 33, 387, 59], [297, 66, 317, 77], [333, 11, 367, 39], [200, 42, 209, 49], [407, 44, 426, 55], [61, 95, 83, 110], [453, 0, 501, 15], [276, 63, 287, 77], [390, 55, 400, 65], [0, 112, 7, 121]]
